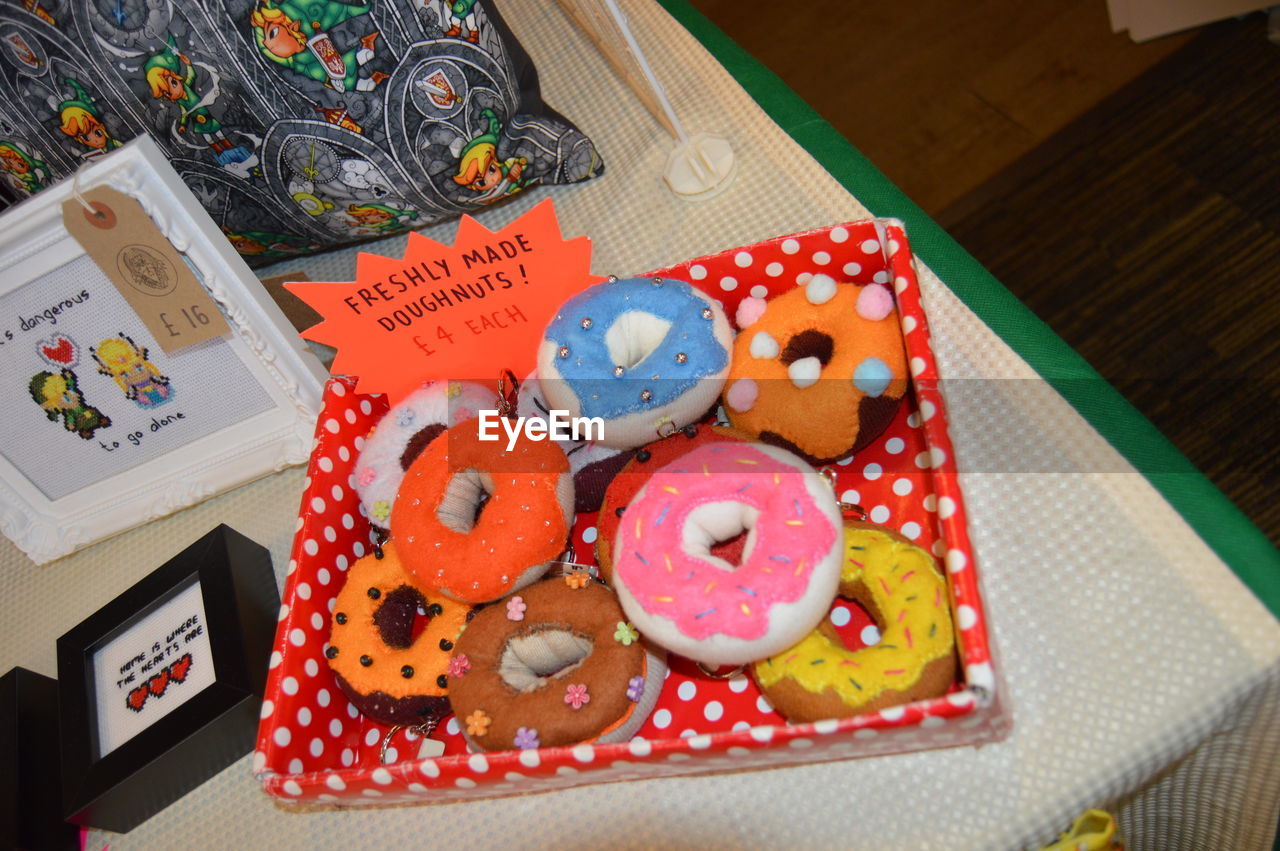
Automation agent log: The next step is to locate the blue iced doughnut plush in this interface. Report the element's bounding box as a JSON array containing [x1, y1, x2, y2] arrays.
[[536, 276, 733, 449]]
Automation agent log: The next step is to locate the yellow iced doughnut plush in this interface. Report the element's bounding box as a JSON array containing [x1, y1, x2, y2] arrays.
[[752, 522, 956, 722]]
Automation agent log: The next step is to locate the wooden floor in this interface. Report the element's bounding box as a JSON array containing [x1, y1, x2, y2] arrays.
[[690, 2, 1279, 541], [689, 0, 1190, 214]]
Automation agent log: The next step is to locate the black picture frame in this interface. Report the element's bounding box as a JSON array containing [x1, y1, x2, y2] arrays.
[[0, 668, 79, 850], [56, 525, 278, 834]]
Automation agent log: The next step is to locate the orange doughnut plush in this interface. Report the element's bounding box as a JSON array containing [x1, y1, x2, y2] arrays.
[[594, 423, 748, 581], [326, 542, 473, 726], [391, 416, 574, 604], [724, 274, 908, 464]]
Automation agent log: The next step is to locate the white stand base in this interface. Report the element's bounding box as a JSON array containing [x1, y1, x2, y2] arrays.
[[664, 133, 736, 201]]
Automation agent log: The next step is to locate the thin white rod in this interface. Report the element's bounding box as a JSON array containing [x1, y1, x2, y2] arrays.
[[602, 0, 688, 142]]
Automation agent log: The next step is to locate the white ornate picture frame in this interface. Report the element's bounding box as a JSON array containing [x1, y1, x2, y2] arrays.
[[0, 136, 327, 564]]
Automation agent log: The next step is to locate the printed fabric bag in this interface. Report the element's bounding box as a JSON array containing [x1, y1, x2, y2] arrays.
[[0, 0, 603, 264]]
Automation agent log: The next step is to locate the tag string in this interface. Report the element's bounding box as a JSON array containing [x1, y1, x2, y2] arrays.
[[70, 160, 102, 218]]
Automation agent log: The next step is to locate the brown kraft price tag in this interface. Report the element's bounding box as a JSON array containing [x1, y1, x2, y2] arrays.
[[62, 186, 229, 353]]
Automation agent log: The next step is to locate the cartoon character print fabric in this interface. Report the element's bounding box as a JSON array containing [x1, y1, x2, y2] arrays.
[[28, 332, 113, 440], [0, 0, 602, 264]]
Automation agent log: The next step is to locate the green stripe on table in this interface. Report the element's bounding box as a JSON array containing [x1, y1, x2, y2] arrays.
[[658, 0, 1280, 617]]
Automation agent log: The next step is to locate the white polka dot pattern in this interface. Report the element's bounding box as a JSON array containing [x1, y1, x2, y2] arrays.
[[255, 220, 996, 805]]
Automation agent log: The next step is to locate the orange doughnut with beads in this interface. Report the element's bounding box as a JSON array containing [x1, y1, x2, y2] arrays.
[[326, 543, 474, 726], [390, 416, 574, 604]]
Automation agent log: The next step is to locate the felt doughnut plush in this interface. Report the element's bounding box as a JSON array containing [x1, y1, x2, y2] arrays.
[[725, 274, 908, 464], [752, 522, 956, 722], [536, 276, 733, 449], [326, 543, 474, 726], [612, 441, 844, 667], [390, 416, 574, 604], [446, 577, 666, 751], [354, 380, 495, 527], [594, 423, 750, 582], [516, 372, 633, 513]]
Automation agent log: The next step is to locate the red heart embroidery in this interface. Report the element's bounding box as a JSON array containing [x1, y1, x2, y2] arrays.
[[127, 685, 148, 712], [148, 669, 170, 697], [39, 335, 76, 366], [168, 653, 192, 683]]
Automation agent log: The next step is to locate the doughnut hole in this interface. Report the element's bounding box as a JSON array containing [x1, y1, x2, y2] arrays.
[[437, 468, 495, 532], [708, 530, 749, 567], [398, 423, 448, 471], [680, 501, 760, 571], [779, 330, 835, 367], [498, 630, 593, 692], [603, 313, 673, 371], [819, 592, 880, 652], [372, 586, 433, 648]]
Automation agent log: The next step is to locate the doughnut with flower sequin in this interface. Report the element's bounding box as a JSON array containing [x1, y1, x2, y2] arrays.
[[445, 577, 666, 751], [353, 380, 494, 527]]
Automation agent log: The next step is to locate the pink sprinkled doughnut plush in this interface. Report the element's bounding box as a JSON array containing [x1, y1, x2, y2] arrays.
[[612, 442, 843, 667]]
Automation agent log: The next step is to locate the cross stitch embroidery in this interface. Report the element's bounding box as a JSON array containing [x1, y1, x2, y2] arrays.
[[92, 334, 173, 408], [29, 367, 112, 439], [124, 653, 193, 713]]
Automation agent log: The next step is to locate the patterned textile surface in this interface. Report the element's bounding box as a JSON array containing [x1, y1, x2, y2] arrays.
[[0, 0, 601, 263], [0, 2, 1275, 847]]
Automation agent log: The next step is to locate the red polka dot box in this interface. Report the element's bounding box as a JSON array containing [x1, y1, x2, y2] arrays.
[[254, 219, 1010, 805]]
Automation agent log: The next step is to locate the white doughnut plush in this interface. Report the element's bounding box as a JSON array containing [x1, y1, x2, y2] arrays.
[[354, 380, 493, 526]]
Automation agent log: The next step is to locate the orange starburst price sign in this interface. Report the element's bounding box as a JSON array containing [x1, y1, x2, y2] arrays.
[[286, 199, 600, 404]]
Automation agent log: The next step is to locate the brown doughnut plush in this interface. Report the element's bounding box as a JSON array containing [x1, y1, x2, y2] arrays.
[[326, 542, 473, 726], [594, 423, 749, 581], [446, 577, 665, 751]]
